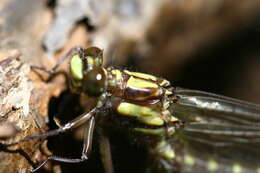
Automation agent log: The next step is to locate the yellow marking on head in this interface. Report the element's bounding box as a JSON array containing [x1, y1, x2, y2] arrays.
[[87, 57, 94, 69], [70, 55, 83, 80], [232, 164, 242, 173], [208, 159, 218, 172], [127, 76, 158, 89], [257, 167, 260, 173], [94, 56, 103, 66], [184, 154, 195, 166], [124, 70, 157, 81]]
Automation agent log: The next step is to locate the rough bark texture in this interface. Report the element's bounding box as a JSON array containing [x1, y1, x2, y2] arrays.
[[0, 51, 65, 173], [0, 1, 65, 172], [0, 53, 43, 172]]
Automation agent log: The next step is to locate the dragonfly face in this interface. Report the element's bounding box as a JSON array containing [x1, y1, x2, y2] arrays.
[[4, 46, 260, 173], [70, 47, 107, 97]]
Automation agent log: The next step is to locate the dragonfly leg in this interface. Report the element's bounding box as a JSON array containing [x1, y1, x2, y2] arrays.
[[99, 129, 114, 173], [6, 107, 97, 146], [31, 155, 87, 172], [31, 46, 83, 75], [31, 116, 95, 172]]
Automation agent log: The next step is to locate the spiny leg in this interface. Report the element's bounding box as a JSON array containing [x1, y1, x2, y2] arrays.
[[31, 116, 95, 172], [31, 46, 83, 74], [82, 114, 95, 157], [6, 107, 97, 147]]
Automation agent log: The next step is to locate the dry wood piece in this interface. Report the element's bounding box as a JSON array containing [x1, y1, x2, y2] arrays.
[[0, 52, 61, 173]]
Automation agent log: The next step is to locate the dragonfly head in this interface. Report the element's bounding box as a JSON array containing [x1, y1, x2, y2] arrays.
[[70, 47, 107, 97]]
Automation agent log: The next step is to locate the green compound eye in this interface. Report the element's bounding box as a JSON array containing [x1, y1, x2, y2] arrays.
[[83, 67, 106, 97], [83, 47, 103, 71], [70, 54, 83, 80]]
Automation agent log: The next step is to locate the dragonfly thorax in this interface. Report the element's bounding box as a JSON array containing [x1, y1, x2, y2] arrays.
[[69, 46, 177, 127]]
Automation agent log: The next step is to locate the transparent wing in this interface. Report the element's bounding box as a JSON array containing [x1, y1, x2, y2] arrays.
[[173, 123, 260, 173], [169, 88, 260, 173], [170, 88, 260, 125]]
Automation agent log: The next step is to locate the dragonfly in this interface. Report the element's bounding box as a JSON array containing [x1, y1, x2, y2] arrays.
[[5, 46, 260, 173]]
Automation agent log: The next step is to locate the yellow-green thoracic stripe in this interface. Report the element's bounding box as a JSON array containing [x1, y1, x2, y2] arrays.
[[124, 70, 157, 81], [126, 76, 158, 89], [124, 70, 171, 88], [117, 102, 164, 126]]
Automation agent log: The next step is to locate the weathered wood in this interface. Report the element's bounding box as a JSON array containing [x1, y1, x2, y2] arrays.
[[0, 50, 66, 172], [0, 53, 43, 172]]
